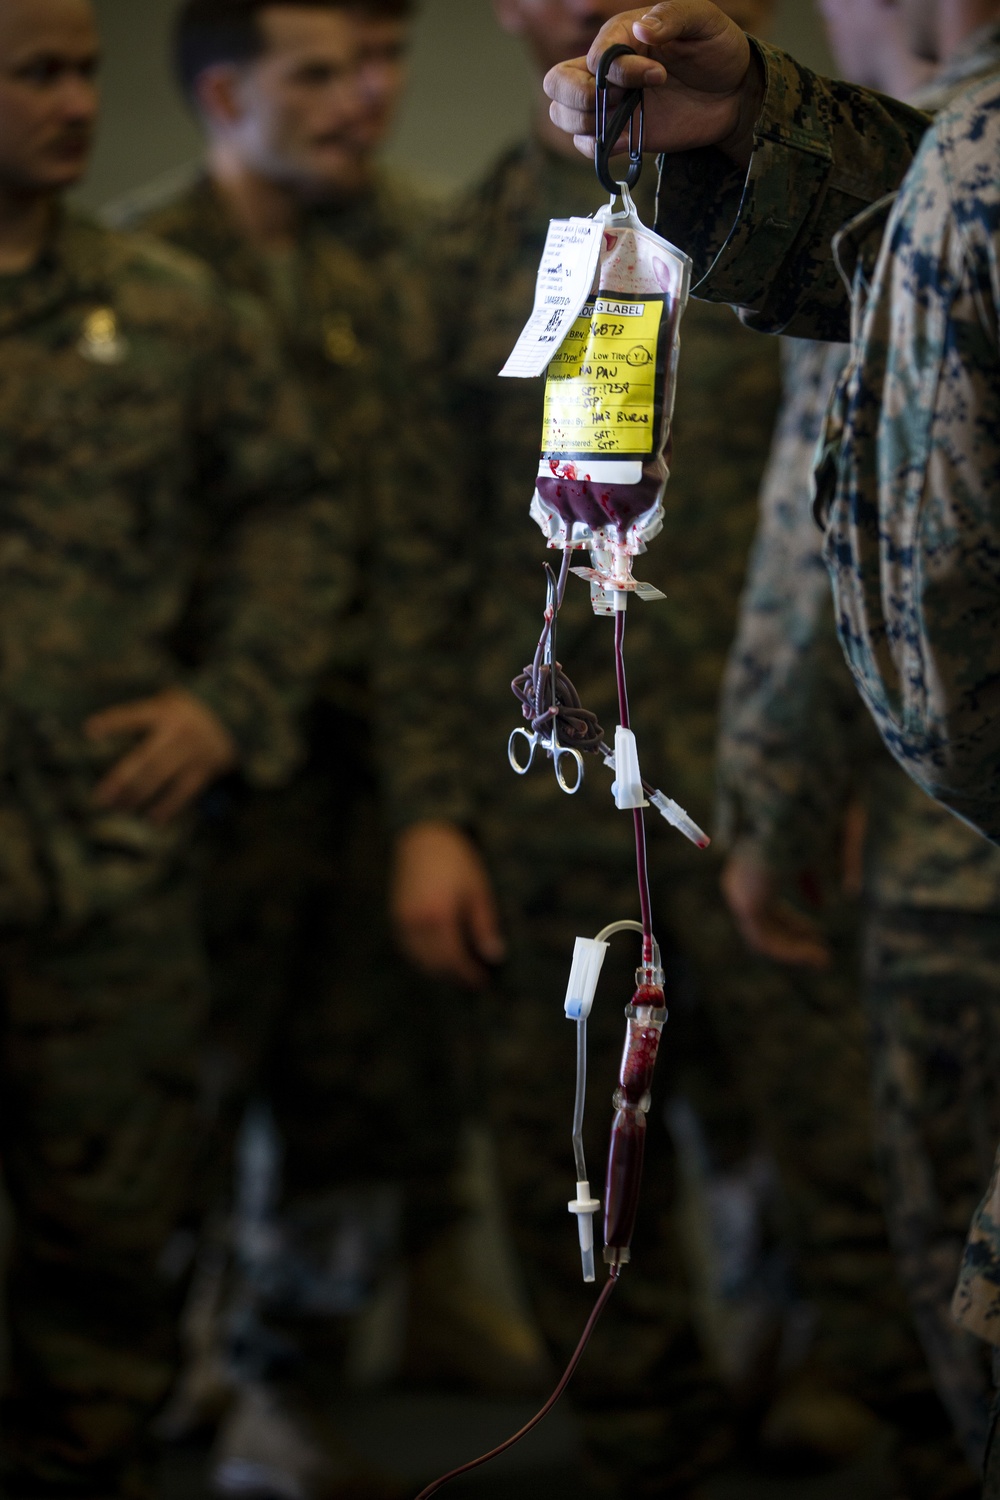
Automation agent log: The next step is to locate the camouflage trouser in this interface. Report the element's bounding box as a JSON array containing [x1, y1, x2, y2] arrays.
[[666, 881, 924, 1392], [199, 724, 464, 1361], [672, 881, 978, 1500], [0, 873, 210, 1500], [982, 1349, 1000, 1498], [862, 906, 1000, 1472]]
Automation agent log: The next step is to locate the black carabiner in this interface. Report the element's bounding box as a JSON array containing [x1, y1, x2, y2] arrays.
[[595, 44, 645, 196]]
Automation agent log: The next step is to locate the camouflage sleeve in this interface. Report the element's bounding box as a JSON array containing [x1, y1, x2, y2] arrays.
[[187, 288, 347, 787], [953, 1143, 1000, 1347], [821, 87, 1000, 842], [370, 218, 477, 831], [655, 41, 931, 339], [716, 339, 880, 871]]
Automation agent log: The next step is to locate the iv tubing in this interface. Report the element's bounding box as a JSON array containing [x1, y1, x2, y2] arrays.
[[614, 606, 654, 962], [413, 1267, 620, 1499], [529, 547, 573, 724], [594, 919, 645, 946], [570, 919, 653, 1192], [573, 1017, 588, 1184]]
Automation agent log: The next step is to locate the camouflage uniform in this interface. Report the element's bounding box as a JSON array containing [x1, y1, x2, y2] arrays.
[[655, 42, 1000, 844], [954, 1160, 1000, 1496], [132, 177, 467, 1346], [0, 211, 342, 1498], [380, 138, 951, 1496], [716, 35, 1000, 1474]]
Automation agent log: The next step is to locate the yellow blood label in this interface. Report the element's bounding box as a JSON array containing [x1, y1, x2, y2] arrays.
[[543, 295, 663, 459]]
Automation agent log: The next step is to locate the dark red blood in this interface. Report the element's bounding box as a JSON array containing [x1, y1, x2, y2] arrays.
[[620, 1026, 662, 1102], [604, 1108, 646, 1251], [537, 470, 660, 533], [633, 984, 664, 1008]]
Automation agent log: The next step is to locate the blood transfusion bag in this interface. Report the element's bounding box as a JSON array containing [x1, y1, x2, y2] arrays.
[[503, 184, 709, 1284], [532, 209, 690, 602], [416, 57, 710, 1500]]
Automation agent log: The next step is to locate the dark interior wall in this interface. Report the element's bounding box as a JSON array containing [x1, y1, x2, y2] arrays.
[[82, 0, 833, 211]]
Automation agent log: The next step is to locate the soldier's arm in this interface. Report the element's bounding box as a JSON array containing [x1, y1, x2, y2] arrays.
[[825, 102, 1000, 842], [717, 342, 872, 867], [716, 341, 881, 965], [371, 223, 505, 987], [544, 4, 930, 339], [186, 289, 348, 789]]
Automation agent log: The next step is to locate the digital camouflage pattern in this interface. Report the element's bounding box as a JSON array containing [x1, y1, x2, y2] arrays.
[[863, 906, 1000, 1465], [0, 212, 344, 1498], [954, 1152, 1000, 1347], [691, 31, 1000, 1465], [956, 1149, 1000, 1496], [134, 173, 466, 773], [131, 176, 468, 1328], [0, 876, 211, 1500], [0, 211, 344, 928], [382, 137, 975, 1496], [716, 334, 877, 878], [657, 42, 1000, 843]]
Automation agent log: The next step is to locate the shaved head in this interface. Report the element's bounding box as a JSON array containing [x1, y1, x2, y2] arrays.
[[0, 0, 99, 193]]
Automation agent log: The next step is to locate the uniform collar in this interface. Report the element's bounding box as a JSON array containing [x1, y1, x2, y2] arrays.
[[910, 22, 1000, 113], [833, 35, 1000, 296], [0, 207, 114, 336], [166, 171, 387, 286]]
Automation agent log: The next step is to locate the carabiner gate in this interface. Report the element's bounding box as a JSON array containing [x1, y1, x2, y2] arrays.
[[595, 44, 645, 197]]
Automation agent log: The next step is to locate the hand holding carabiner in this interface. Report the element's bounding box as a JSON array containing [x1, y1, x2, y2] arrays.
[[595, 44, 645, 195]]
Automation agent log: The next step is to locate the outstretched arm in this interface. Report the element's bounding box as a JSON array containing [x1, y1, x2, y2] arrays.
[[544, 3, 930, 340]]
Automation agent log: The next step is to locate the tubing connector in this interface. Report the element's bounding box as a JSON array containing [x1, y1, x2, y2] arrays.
[[568, 1179, 601, 1283], [612, 726, 649, 810], [648, 790, 710, 849], [564, 937, 610, 1019]]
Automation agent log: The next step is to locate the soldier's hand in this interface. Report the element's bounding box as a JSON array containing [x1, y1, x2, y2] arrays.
[[391, 821, 506, 990], [721, 851, 832, 969], [544, 2, 763, 170], [87, 688, 238, 826]]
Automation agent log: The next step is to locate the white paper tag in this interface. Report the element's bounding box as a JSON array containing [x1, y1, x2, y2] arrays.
[[500, 217, 604, 380]]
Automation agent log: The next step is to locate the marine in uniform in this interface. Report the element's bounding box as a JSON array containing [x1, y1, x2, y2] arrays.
[[0, 2, 343, 1495]]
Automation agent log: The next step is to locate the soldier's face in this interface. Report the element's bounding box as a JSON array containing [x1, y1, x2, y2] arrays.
[[895, 0, 939, 60], [818, 0, 934, 85], [227, 5, 409, 200], [0, 0, 98, 194]]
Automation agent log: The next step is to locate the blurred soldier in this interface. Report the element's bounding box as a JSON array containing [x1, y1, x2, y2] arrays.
[[383, 1, 961, 1492], [954, 1155, 1000, 1495], [123, 2, 497, 1496], [0, 0, 344, 1495], [717, 0, 1000, 1477]]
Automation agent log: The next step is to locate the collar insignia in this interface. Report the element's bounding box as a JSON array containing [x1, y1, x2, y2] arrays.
[[323, 314, 363, 367], [79, 308, 129, 365]]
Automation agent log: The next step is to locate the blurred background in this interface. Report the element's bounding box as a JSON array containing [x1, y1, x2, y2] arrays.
[[83, 0, 835, 209]]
